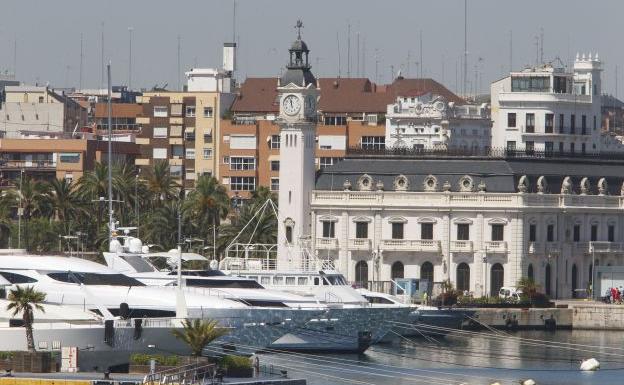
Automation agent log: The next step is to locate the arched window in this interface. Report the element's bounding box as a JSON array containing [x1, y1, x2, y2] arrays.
[[545, 263, 552, 296], [572, 264, 578, 298], [456, 263, 470, 292], [355, 261, 368, 288], [527, 264, 534, 281], [391, 261, 404, 280], [490, 263, 504, 297], [420, 262, 434, 284]]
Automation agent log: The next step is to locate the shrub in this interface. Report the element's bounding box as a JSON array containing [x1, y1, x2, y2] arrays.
[[130, 354, 179, 366], [219, 355, 251, 371]]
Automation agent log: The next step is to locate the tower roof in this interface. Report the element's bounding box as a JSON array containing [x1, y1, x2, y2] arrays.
[[279, 20, 316, 88]]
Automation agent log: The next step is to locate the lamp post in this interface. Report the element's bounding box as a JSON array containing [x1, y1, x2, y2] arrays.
[[17, 169, 23, 249], [135, 173, 139, 238]]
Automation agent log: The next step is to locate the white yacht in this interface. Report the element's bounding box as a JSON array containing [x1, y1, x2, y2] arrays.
[[101, 234, 404, 352], [0, 253, 314, 364]]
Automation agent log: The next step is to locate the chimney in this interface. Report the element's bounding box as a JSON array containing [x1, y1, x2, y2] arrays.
[[223, 43, 237, 74]]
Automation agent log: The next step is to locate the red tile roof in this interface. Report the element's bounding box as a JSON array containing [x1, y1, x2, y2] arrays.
[[231, 77, 464, 114]]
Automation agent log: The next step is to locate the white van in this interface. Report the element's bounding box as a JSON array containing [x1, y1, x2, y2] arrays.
[[499, 287, 523, 301]]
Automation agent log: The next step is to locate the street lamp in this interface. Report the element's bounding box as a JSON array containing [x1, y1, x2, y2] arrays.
[[17, 169, 23, 249]]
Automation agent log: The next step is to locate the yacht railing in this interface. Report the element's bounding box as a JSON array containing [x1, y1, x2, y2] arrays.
[[143, 362, 217, 385]]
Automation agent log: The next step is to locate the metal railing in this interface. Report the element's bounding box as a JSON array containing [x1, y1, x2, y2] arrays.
[[345, 146, 624, 161], [143, 362, 216, 385]]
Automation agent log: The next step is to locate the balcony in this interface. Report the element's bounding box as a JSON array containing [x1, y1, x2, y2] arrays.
[[381, 239, 441, 252], [348, 238, 372, 251], [589, 242, 624, 253], [450, 240, 473, 253], [0, 159, 56, 170], [485, 241, 507, 254], [316, 238, 339, 250], [528, 242, 560, 255]]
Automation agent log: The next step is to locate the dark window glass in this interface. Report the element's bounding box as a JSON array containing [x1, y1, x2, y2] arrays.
[[546, 224, 555, 242], [545, 141, 554, 156], [570, 143, 575, 154], [559, 114, 565, 134], [0, 272, 37, 284], [48, 273, 144, 286], [581, 115, 587, 134], [525, 141, 534, 155], [529, 224, 536, 242], [570, 114, 575, 134], [507, 113, 516, 128], [421, 223, 434, 240], [491, 224, 504, 241], [591, 225, 598, 242], [392, 223, 404, 240], [545, 113, 554, 133], [286, 226, 293, 243], [355, 222, 369, 239], [608, 225, 615, 242], [322, 221, 335, 238], [457, 224, 470, 240], [573, 225, 581, 242], [526, 113, 535, 133], [184, 279, 264, 289]]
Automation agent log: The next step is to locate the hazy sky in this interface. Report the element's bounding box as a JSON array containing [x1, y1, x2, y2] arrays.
[[2, 0, 623, 96]]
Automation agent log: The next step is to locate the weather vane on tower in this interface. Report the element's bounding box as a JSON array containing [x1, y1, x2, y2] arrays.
[[295, 19, 304, 39]]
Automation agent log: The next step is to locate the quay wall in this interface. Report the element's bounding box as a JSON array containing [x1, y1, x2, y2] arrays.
[[471, 304, 624, 330]]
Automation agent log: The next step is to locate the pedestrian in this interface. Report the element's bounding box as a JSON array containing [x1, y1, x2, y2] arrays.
[[611, 287, 617, 303]]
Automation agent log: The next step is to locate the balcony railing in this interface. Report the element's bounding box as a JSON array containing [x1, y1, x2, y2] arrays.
[[316, 238, 339, 250], [485, 241, 508, 253], [0, 160, 56, 169], [450, 240, 473, 253], [589, 241, 624, 253], [381, 239, 441, 252], [348, 238, 372, 250]]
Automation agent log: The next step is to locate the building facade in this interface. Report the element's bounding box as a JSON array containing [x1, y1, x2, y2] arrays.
[[385, 93, 490, 151], [309, 154, 624, 299], [0, 86, 87, 138], [491, 54, 602, 155]]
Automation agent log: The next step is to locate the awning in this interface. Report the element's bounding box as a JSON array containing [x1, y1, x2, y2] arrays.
[[185, 127, 195, 133], [204, 128, 212, 136], [268, 154, 279, 161]]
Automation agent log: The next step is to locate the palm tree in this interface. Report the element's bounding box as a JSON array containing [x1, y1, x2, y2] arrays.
[[142, 201, 185, 250], [6, 286, 46, 352], [45, 178, 85, 233], [172, 319, 229, 357], [0, 191, 15, 247], [517, 277, 540, 302], [144, 160, 180, 206], [183, 175, 229, 241], [15, 176, 50, 221]]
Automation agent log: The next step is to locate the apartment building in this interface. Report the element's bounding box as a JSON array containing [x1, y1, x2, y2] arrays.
[[220, 75, 462, 198], [491, 54, 602, 155], [135, 91, 234, 188], [0, 132, 139, 187], [0, 86, 87, 138]]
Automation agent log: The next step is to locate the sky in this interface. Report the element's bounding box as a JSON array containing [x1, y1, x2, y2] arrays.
[[1, 0, 623, 96]]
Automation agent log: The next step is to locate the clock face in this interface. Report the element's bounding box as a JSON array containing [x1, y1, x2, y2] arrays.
[[282, 95, 301, 116]]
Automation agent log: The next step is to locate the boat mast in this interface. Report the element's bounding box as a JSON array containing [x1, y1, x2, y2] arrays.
[[107, 63, 113, 245]]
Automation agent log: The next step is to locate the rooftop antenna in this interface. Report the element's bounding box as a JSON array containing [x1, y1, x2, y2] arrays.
[[336, 32, 341, 78], [13, 37, 17, 78], [534, 36, 539, 65], [540, 27, 544, 64], [347, 23, 351, 78], [441, 54, 445, 84], [463, 0, 468, 97], [128, 27, 134, 89], [79, 33, 84, 90], [509, 30, 513, 72], [419, 30, 423, 78], [407, 50, 411, 77], [232, 0, 237, 43], [374, 48, 379, 84], [356, 29, 360, 77], [100, 22, 105, 88], [362, 36, 366, 78], [177, 35, 181, 90]]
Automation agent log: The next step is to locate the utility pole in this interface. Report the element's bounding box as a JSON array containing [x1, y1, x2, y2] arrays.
[[540, 27, 544, 64], [128, 27, 134, 89], [419, 30, 423, 78], [336, 32, 341, 77], [362, 36, 366, 78], [101, 22, 105, 88], [407, 51, 411, 77], [356, 30, 360, 77], [374, 49, 379, 84], [509, 30, 513, 72], [13, 38, 17, 78]]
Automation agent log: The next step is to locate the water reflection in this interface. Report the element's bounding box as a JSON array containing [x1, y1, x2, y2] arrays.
[[259, 330, 624, 385]]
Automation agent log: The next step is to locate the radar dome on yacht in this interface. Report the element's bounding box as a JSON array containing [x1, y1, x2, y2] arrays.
[[109, 239, 123, 253], [129, 238, 143, 253], [168, 249, 179, 254], [209, 260, 218, 270], [141, 245, 150, 254]]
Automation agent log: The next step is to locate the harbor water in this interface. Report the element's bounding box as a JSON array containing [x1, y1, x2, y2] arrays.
[[260, 330, 624, 385]]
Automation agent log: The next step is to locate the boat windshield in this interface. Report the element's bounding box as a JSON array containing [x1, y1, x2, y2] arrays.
[[168, 270, 227, 277], [323, 274, 348, 286], [48, 272, 145, 286], [184, 278, 264, 289], [120, 255, 157, 273], [363, 295, 396, 305]]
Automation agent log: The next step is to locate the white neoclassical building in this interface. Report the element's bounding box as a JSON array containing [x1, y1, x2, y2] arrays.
[[491, 54, 602, 155], [309, 155, 624, 299], [385, 93, 491, 152]]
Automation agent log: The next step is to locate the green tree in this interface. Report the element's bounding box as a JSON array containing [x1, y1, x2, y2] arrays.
[[6, 286, 46, 352], [142, 201, 185, 250], [144, 160, 180, 206], [44, 178, 85, 234], [172, 319, 229, 357], [183, 175, 229, 241], [517, 277, 541, 303]]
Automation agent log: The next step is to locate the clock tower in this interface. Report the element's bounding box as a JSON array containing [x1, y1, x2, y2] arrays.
[[276, 20, 319, 266]]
